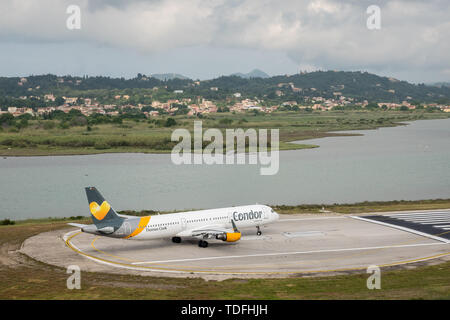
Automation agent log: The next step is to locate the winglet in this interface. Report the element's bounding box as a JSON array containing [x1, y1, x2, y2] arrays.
[[231, 219, 239, 232]]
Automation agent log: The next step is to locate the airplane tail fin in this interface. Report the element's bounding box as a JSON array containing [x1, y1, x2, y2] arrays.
[[85, 187, 122, 225]]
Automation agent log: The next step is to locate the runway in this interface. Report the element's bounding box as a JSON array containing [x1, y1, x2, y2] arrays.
[[21, 211, 450, 279]]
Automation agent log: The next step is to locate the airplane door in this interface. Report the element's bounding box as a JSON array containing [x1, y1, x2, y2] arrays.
[[263, 207, 269, 219], [180, 218, 187, 230]]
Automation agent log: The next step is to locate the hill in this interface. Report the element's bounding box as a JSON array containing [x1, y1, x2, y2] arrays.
[[230, 69, 270, 79], [150, 73, 190, 81], [0, 71, 449, 104]]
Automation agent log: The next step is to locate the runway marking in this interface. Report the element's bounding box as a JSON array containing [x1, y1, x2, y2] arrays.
[[419, 220, 450, 225], [386, 211, 450, 216], [397, 215, 450, 219], [91, 237, 139, 263], [399, 218, 450, 221], [350, 215, 450, 243], [63, 230, 450, 275], [277, 217, 345, 222], [131, 242, 446, 265], [282, 231, 324, 238]]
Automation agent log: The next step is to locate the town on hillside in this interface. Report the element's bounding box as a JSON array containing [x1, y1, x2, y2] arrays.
[[1, 73, 450, 118]]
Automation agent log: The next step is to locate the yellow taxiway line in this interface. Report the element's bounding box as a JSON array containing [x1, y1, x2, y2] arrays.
[[64, 231, 450, 275]]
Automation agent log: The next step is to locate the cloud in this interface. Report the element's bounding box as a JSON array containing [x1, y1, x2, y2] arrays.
[[0, 0, 448, 80]]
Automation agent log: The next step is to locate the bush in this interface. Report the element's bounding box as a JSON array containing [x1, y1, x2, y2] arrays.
[[164, 118, 177, 127], [0, 219, 15, 226], [43, 121, 56, 130], [69, 216, 85, 220], [219, 118, 233, 125], [59, 121, 70, 129], [94, 141, 110, 150]]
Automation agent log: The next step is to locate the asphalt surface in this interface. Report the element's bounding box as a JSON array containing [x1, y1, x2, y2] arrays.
[[21, 211, 450, 279], [355, 210, 450, 241]]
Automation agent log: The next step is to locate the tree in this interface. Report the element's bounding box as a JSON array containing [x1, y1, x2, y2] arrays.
[[0, 113, 14, 126], [164, 118, 177, 127], [55, 96, 65, 106]]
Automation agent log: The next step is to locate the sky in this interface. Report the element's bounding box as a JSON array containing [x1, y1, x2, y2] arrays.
[[0, 0, 449, 83]]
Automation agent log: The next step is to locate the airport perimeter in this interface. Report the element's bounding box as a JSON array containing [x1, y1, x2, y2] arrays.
[[21, 211, 450, 280]]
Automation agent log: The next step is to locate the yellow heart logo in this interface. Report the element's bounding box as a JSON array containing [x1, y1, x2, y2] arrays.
[[89, 201, 111, 220]]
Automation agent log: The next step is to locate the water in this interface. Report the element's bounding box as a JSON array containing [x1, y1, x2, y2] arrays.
[[1, 118, 449, 220]]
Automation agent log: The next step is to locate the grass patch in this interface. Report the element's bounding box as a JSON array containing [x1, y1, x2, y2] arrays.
[[273, 199, 450, 214], [1, 111, 448, 156]]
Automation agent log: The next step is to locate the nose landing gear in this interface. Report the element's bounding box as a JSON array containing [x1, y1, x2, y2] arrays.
[[256, 226, 262, 236]]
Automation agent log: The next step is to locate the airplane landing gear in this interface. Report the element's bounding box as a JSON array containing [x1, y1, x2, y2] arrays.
[[172, 237, 181, 243], [198, 240, 209, 248], [256, 226, 262, 236]]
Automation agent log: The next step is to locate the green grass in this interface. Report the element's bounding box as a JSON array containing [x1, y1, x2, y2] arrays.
[[272, 199, 450, 214], [1, 110, 448, 156]]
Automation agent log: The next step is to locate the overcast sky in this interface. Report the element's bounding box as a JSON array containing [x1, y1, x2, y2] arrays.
[[0, 0, 449, 83]]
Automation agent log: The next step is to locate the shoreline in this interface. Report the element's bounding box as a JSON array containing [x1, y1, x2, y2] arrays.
[[3, 198, 450, 224], [1, 113, 449, 157], [0, 121, 412, 157]]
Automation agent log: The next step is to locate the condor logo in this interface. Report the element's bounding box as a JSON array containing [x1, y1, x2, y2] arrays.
[[233, 210, 263, 221], [89, 201, 111, 221]]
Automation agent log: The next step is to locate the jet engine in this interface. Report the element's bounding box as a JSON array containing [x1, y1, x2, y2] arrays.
[[216, 232, 241, 242]]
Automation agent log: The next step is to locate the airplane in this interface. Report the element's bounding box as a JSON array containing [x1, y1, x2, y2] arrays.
[[69, 187, 279, 248]]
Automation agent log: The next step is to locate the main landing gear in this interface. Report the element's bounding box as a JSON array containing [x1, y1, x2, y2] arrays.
[[172, 236, 208, 247], [198, 240, 209, 248], [172, 236, 181, 243], [256, 226, 262, 236]]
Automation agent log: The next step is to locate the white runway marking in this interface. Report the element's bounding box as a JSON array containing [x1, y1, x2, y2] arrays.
[[394, 216, 450, 221], [419, 220, 450, 225], [282, 231, 324, 238], [387, 211, 450, 217], [350, 216, 450, 243], [396, 214, 450, 218], [131, 242, 447, 265], [240, 235, 271, 241], [386, 211, 450, 216], [392, 218, 450, 222], [276, 217, 346, 222]]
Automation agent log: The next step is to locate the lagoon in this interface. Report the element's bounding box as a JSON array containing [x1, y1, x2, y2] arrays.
[[1, 118, 449, 219]]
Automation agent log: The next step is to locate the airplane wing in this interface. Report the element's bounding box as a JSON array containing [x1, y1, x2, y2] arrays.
[[177, 224, 232, 238], [177, 220, 241, 242], [67, 223, 114, 234], [68, 223, 88, 228]]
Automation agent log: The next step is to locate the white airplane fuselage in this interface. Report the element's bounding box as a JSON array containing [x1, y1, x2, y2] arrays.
[[118, 204, 279, 240], [75, 187, 279, 247]]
